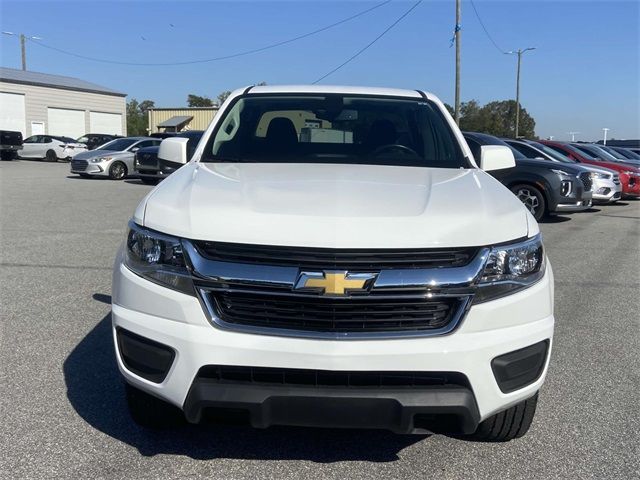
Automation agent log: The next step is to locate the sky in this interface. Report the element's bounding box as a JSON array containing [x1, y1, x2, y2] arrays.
[[0, 0, 638, 141]]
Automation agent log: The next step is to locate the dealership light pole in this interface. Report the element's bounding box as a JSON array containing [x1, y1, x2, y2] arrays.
[[454, 0, 462, 125], [567, 132, 580, 142], [505, 47, 536, 138], [1, 32, 42, 70], [602, 128, 610, 145]]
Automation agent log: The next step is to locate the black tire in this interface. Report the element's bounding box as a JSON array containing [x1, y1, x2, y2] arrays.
[[469, 393, 538, 442], [125, 383, 185, 429], [45, 149, 58, 162], [0, 150, 15, 161], [141, 177, 159, 185], [510, 184, 546, 221], [108, 161, 127, 180]]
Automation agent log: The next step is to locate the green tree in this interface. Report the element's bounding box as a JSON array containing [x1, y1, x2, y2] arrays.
[[216, 91, 232, 105], [457, 99, 535, 138], [187, 94, 214, 107], [127, 98, 155, 136]]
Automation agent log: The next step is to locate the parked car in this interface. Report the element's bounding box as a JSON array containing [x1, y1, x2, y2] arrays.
[[539, 140, 640, 199], [572, 143, 640, 168], [0, 130, 23, 160], [133, 130, 204, 184], [113, 85, 554, 442], [19, 135, 87, 161], [76, 133, 121, 151], [70, 137, 161, 180], [504, 139, 621, 204], [608, 146, 640, 160], [464, 132, 592, 220]]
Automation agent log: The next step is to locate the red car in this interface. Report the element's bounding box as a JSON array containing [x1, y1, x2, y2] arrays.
[[539, 140, 640, 198]]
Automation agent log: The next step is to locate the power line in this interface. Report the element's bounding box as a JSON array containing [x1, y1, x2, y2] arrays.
[[26, 1, 392, 67], [468, 0, 506, 54], [312, 0, 423, 84]]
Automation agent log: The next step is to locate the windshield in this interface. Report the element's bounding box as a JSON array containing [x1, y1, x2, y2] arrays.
[[201, 95, 469, 168], [528, 141, 576, 163], [77, 136, 89, 143], [98, 138, 138, 151], [55, 136, 77, 143]]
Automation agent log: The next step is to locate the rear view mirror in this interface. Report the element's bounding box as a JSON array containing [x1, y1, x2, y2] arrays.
[[479, 145, 516, 171], [158, 137, 189, 165]]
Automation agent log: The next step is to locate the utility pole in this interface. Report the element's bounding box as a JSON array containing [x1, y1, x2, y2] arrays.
[[505, 47, 535, 138], [2, 32, 42, 70], [567, 132, 580, 142], [602, 128, 610, 145], [454, 0, 461, 125]]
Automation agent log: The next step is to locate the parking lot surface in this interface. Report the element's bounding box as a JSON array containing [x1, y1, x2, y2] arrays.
[[1, 160, 638, 479]]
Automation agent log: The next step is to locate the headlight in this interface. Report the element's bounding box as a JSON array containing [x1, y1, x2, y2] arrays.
[[551, 169, 570, 176], [91, 156, 111, 163], [124, 221, 194, 295], [560, 180, 572, 196], [474, 234, 545, 303], [590, 172, 608, 179], [622, 170, 637, 177]]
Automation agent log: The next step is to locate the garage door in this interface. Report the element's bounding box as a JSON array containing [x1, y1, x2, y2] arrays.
[[47, 108, 85, 139], [0, 92, 26, 136], [89, 112, 123, 135]]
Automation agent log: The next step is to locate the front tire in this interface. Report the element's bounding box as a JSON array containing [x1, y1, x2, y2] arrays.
[[140, 177, 159, 185], [125, 383, 185, 429], [0, 150, 15, 161], [510, 184, 546, 221], [108, 161, 127, 180], [469, 393, 538, 442], [45, 149, 58, 162]]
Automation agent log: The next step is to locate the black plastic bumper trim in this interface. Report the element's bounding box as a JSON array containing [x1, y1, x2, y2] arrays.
[[116, 328, 175, 383], [491, 340, 549, 393], [183, 380, 480, 434]]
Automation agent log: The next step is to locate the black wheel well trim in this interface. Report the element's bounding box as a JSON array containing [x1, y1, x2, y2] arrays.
[[507, 179, 552, 208]]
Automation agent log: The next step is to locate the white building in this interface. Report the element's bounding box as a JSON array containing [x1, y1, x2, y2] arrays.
[[0, 67, 126, 138]]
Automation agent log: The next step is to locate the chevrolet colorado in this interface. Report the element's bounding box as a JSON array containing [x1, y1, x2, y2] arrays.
[[112, 85, 554, 441]]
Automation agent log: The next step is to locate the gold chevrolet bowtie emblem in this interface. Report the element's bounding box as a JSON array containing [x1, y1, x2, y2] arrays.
[[295, 271, 377, 296]]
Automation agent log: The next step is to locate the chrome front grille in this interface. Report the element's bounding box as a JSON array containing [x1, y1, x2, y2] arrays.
[[579, 172, 593, 191], [71, 159, 88, 171], [184, 240, 484, 339]]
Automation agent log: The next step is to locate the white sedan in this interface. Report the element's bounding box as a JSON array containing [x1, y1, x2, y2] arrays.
[[19, 135, 88, 162]]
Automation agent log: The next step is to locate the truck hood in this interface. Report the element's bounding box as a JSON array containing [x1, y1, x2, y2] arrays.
[[140, 162, 531, 248]]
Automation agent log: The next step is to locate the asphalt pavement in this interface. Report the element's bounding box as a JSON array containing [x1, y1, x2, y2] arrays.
[[1, 160, 638, 479]]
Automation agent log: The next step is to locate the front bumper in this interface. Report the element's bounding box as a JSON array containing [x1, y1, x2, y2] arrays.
[[112, 253, 554, 433], [591, 178, 622, 203], [555, 190, 592, 212]]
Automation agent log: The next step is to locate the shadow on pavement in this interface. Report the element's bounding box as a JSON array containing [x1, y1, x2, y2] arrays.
[[63, 302, 426, 461], [540, 215, 572, 224]]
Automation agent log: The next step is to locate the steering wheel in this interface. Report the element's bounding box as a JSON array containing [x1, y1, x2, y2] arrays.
[[372, 144, 419, 157]]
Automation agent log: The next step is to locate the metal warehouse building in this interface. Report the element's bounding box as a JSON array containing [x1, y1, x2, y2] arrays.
[[148, 107, 218, 133], [0, 67, 126, 139]]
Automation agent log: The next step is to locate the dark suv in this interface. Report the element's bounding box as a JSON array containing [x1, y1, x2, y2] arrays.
[[134, 130, 204, 184], [463, 132, 593, 220], [77, 134, 121, 151]]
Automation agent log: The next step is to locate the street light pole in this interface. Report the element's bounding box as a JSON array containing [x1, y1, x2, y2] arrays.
[[454, 0, 461, 125], [602, 128, 610, 146], [1, 31, 42, 70], [506, 47, 535, 138]]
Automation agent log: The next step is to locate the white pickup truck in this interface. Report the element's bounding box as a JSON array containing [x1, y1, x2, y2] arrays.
[[112, 85, 554, 441]]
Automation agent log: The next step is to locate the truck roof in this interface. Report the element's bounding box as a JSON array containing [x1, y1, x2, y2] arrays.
[[246, 84, 434, 100]]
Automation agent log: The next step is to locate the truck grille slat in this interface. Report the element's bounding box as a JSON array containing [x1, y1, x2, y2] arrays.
[[579, 172, 593, 191], [208, 291, 458, 332], [194, 242, 477, 270], [71, 159, 88, 171]]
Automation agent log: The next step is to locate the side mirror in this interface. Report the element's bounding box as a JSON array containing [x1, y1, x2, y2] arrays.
[[480, 145, 516, 171], [131, 147, 139, 152], [158, 137, 189, 165]]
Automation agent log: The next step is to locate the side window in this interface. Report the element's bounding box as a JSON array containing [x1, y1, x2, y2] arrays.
[[465, 138, 482, 161], [24, 136, 36, 143], [42, 136, 52, 143]]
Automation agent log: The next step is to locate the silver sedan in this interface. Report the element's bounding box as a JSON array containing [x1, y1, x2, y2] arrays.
[[70, 137, 161, 180]]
